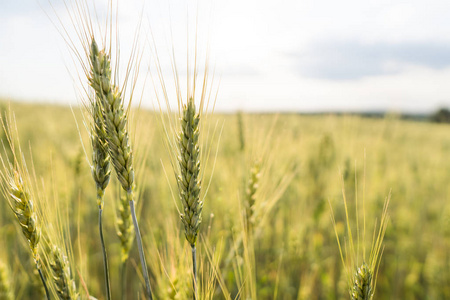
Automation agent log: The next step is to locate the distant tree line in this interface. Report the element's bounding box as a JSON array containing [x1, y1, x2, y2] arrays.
[[431, 108, 450, 123]]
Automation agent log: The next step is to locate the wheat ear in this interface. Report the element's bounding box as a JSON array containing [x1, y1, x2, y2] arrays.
[[89, 38, 153, 300], [8, 171, 41, 261], [49, 246, 78, 300], [177, 97, 203, 298], [351, 262, 373, 300], [1, 170, 50, 299], [88, 40, 134, 193], [244, 161, 260, 233]]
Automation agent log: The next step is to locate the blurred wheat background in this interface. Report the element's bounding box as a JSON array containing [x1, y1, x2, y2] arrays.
[[0, 101, 448, 299]]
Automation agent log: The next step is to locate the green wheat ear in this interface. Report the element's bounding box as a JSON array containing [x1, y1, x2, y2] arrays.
[[351, 262, 373, 300], [175, 96, 205, 299], [8, 171, 41, 262], [89, 39, 135, 194], [178, 97, 203, 247], [88, 43, 115, 298], [49, 246, 78, 300]]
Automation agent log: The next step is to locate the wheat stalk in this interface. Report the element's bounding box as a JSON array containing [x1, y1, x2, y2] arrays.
[[89, 79, 113, 299], [151, 11, 220, 298], [178, 97, 203, 248], [89, 38, 153, 300], [176, 97, 203, 299]]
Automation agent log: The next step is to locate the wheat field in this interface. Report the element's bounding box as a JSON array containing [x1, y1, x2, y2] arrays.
[[0, 100, 448, 299]]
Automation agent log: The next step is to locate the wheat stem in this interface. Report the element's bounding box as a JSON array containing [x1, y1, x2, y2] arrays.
[[129, 194, 153, 300], [121, 258, 128, 299], [191, 246, 198, 300], [98, 206, 111, 300], [37, 268, 50, 300]]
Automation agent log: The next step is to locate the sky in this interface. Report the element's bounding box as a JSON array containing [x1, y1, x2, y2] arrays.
[[1, 0, 450, 113]]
